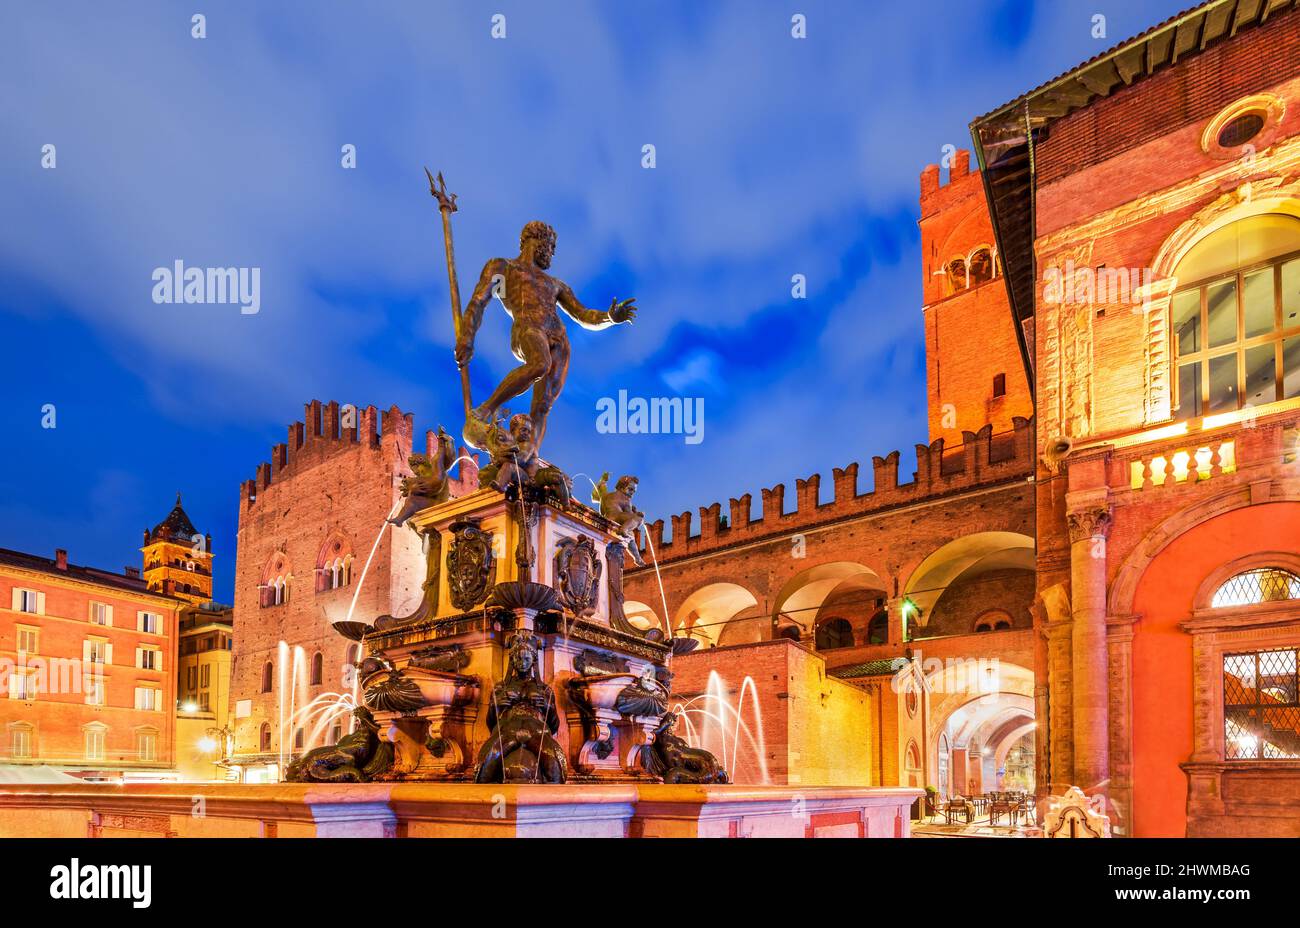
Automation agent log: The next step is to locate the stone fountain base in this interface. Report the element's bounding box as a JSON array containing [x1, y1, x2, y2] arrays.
[[0, 781, 924, 838], [337, 484, 681, 785]]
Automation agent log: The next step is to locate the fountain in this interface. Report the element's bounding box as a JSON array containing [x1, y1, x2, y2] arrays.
[[285, 177, 724, 786], [673, 670, 770, 784]]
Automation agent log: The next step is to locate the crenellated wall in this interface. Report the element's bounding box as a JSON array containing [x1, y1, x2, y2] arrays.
[[644, 416, 1033, 563], [229, 399, 478, 768], [239, 400, 478, 511]]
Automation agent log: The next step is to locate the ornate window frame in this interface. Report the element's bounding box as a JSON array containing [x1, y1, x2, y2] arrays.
[[1199, 94, 1287, 161], [1180, 552, 1300, 766]]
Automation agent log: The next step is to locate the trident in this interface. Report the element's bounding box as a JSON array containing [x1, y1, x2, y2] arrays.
[[426, 167, 473, 422]]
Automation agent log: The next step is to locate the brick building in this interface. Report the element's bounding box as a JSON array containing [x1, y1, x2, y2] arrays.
[[624, 0, 1300, 838], [973, 0, 1300, 836], [623, 153, 1038, 801], [226, 399, 475, 781], [0, 546, 182, 777]]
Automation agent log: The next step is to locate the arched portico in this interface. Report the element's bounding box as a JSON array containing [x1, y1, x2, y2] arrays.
[[905, 532, 1035, 638]]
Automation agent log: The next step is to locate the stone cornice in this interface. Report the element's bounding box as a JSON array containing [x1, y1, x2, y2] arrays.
[[1181, 601, 1300, 635]]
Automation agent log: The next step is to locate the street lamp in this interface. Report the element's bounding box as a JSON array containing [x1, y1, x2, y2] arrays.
[[201, 724, 234, 780]]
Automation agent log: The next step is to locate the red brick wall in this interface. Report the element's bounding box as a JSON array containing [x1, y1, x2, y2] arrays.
[[667, 638, 873, 786], [924, 568, 1035, 637], [229, 400, 474, 761], [1036, 5, 1300, 191]]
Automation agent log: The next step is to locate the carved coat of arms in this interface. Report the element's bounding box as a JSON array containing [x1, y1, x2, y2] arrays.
[[554, 535, 602, 618], [447, 518, 494, 611]]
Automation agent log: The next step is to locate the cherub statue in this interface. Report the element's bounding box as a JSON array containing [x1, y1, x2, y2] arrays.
[[391, 427, 457, 526], [595, 474, 646, 566], [480, 413, 571, 506]]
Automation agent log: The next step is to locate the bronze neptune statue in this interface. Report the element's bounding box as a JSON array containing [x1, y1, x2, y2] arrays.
[[454, 220, 637, 452]]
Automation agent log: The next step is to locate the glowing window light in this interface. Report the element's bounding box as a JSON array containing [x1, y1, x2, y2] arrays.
[[1213, 568, 1300, 607]]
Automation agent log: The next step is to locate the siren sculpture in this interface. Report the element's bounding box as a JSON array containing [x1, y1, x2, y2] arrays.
[[474, 633, 567, 783], [642, 712, 730, 784]]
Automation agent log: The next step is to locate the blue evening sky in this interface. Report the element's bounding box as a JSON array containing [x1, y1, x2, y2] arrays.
[[0, 1, 1190, 602]]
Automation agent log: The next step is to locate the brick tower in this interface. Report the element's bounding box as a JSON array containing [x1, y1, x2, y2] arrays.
[[919, 149, 1033, 446], [141, 493, 213, 605]]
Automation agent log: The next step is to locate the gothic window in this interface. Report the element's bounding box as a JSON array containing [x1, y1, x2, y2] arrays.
[[261, 661, 274, 694], [316, 536, 354, 592], [946, 257, 968, 293], [1171, 214, 1300, 420], [259, 722, 272, 752], [968, 248, 994, 285], [310, 651, 323, 686]]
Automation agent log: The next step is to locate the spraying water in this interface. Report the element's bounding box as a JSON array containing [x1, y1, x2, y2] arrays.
[[673, 670, 770, 783]]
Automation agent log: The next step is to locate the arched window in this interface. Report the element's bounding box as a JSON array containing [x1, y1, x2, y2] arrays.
[[310, 651, 323, 686], [866, 610, 888, 645], [974, 609, 1014, 633], [316, 536, 353, 592], [261, 553, 292, 607], [1171, 213, 1300, 420], [814, 617, 855, 650], [261, 661, 274, 694], [968, 247, 994, 285], [1212, 568, 1300, 608], [293, 728, 305, 751], [946, 257, 968, 293], [259, 722, 272, 752]]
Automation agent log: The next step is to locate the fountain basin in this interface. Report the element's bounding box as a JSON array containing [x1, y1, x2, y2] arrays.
[[570, 673, 639, 712], [362, 668, 479, 713], [0, 781, 923, 838]]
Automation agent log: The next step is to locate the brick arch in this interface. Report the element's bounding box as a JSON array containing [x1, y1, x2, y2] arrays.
[[771, 559, 888, 640], [1148, 182, 1300, 284], [903, 531, 1035, 632], [673, 581, 762, 647], [260, 549, 292, 585], [1108, 486, 1300, 618]]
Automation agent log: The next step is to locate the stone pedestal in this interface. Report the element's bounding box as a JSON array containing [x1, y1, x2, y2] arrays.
[[356, 486, 670, 783]]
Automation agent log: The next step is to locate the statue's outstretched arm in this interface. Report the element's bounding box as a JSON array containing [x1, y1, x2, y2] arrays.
[[557, 282, 636, 331]]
